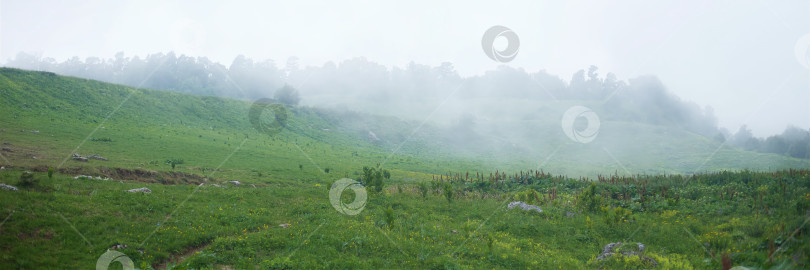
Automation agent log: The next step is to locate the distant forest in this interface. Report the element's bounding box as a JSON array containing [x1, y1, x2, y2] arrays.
[[6, 51, 809, 159]]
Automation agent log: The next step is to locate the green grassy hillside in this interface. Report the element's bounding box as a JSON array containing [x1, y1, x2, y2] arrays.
[[0, 68, 808, 269]]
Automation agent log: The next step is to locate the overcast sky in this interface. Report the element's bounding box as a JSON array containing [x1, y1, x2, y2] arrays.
[[2, 0, 808, 137]]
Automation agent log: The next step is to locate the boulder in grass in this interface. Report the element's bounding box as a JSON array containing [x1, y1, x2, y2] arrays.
[[596, 242, 656, 266], [87, 154, 108, 161], [227, 180, 241, 186], [279, 223, 291, 228], [72, 153, 88, 162], [127, 187, 152, 193], [507, 201, 543, 213], [0, 183, 18, 191]]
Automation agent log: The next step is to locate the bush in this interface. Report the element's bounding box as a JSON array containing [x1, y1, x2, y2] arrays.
[[513, 188, 540, 205], [361, 166, 387, 193], [577, 183, 603, 212], [18, 171, 38, 188], [418, 181, 429, 199], [443, 183, 454, 203], [601, 206, 632, 225], [166, 158, 185, 169], [47, 167, 54, 180]]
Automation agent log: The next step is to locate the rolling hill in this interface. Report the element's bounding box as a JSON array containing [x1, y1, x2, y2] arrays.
[[0, 68, 808, 269]]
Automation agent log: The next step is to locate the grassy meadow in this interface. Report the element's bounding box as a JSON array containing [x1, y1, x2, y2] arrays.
[[0, 68, 808, 269]]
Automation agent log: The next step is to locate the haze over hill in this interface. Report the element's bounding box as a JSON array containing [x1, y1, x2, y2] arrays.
[[0, 67, 807, 178], [2, 1, 810, 268], [6, 52, 810, 164], [4, 1, 808, 138]]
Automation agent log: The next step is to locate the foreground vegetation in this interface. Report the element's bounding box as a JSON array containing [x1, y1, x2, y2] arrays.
[[0, 68, 808, 269], [0, 168, 807, 269]]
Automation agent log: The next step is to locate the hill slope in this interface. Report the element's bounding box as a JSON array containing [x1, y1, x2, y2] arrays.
[[0, 68, 807, 180], [0, 68, 807, 269]]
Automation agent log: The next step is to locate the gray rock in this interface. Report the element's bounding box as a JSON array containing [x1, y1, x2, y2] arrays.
[[71, 153, 88, 162], [127, 187, 152, 193], [0, 183, 19, 191], [1, 147, 12, 152], [596, 242, 656, 266], [227, 180, 241, 186], [87, 154, 108, 161], [507, 201, 543, 213]]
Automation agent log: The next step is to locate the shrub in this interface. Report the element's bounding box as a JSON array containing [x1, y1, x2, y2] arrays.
[[166, 158, 184, 169], [47, 167, 54, 180], [361, 166, 386, 193], [18, 171, 38, 188], [444, 183, 454, 203], [418, 181, 429, 199], [577, 183, 603, 213], [513, 188, 540, 205], [601, 206, 632, 225]]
